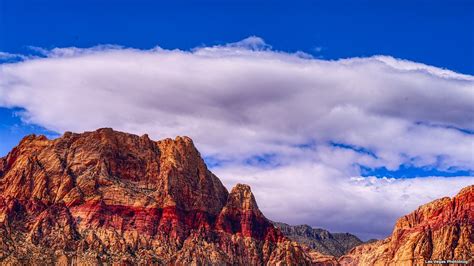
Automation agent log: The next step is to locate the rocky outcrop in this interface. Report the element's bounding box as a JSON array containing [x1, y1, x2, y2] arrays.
[[339, 185, 474, 265], [0, 128, 330, 265], [273, 222, 363, 257]]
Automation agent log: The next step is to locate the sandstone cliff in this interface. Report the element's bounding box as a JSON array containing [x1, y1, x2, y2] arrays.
[[0, 128, 330, 265], [339, 185, 473, 265]]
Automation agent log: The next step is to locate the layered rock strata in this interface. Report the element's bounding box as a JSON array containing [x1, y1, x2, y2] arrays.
[[339, 185, 473, 265], [0, 129, 318, 265]]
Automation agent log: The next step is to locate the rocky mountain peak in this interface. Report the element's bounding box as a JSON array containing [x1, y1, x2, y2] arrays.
[[215, 183, 276, 241], [226, 183, 261, 212], [340, 185, 473, 265], [0, 128, 323, 265], [0, 128, 229, 215]]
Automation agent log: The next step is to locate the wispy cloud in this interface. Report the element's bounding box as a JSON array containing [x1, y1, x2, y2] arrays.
[[0, 37, 472, 239], [0, 52, 28, 62], [313, 46, 324, 53]]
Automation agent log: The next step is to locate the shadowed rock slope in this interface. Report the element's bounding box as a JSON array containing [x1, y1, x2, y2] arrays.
[[0, 128, 333, 265], [339, 185, 474, 265], [273, 222, 363, 257]]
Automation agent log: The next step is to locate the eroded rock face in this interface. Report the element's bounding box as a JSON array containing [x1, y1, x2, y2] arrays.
[[0, 128, 325, 265], [339, 185, 474, 265]]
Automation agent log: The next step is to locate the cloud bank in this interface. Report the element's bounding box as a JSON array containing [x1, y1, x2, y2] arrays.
[[0, 37, 473, 239]]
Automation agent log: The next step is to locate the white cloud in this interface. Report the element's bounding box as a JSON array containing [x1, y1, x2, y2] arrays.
[[222, 36, 271, 50], [0, 37, 473, 239]]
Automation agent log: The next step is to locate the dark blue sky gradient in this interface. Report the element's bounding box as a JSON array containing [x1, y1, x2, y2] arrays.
[[1, 0, 473, 73]]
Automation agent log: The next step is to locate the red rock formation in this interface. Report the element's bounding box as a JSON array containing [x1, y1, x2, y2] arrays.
[[339, 185, 474, 265], [5, 128, 468, 265], [0, 128, 327, 265]]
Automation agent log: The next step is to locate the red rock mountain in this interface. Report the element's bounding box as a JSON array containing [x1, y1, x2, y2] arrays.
[[0, 128, 472, 265], [0, 128, 320, 265], [340, 185, 473, 265]]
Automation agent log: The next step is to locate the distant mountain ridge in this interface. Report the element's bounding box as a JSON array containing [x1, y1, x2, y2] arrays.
[[273, 222, 363, 257]]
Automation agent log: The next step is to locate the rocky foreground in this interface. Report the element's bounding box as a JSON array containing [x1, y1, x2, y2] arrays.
[[0, 128, 472, 265]]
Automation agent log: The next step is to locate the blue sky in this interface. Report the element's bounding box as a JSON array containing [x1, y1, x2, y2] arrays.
[[0, 107, 58, 155], [1, 0, 473, 73], [1, 0, 472, 159], [0, 0, 473, 238]]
